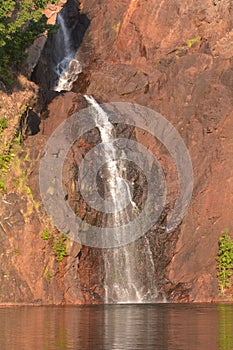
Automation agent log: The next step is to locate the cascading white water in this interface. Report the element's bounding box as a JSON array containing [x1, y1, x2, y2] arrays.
[[53, 12, 82, 92], [84, 95, 161, 303]]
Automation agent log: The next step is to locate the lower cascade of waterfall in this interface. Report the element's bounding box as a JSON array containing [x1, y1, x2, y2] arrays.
[[53, 12, 82, 92], [84, 95, 163, 303], [104, 239, 160, 303]]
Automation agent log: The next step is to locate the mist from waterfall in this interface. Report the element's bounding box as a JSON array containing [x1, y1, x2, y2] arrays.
[[84, 95, 161, 304], [53, 12, 82, 92]]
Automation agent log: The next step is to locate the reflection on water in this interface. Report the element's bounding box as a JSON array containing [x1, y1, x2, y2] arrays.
[[0, 304, 232, 350], [218, 304, 233, 350]]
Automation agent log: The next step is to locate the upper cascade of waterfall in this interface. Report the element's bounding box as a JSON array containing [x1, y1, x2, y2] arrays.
[[57, 13, 71, 55], [84, 95, 162, 304], [84, 94, 137, 212], [53, 12, 82, 92]]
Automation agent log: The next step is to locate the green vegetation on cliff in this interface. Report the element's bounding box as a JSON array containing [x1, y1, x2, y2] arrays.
[[0, 116, 12, 191], [216, 230, 233, 296], [0, 0, 58, 85], [0, 116, 8, 133], [0, 106, 31, 193], [41, 228, 51, 240], [52, 235, 68, 262]]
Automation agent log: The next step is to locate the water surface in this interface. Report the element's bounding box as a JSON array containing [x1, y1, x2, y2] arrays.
[[0, 303, 233, 350]]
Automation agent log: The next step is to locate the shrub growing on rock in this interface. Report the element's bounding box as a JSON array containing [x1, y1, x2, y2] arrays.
[[216, 230, 233, 295]]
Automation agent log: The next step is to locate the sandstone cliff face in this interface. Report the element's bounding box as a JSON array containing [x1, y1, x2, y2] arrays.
[[74, 0, 233, 302], [0, 0, 233, 303]]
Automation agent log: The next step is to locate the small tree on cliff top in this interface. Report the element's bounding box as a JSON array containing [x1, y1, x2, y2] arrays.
[[216, 230, 233, 295], [0, 0, 58, 86]]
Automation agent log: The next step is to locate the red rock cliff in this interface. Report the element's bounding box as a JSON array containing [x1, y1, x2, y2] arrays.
[[0, 0, 233, 303]]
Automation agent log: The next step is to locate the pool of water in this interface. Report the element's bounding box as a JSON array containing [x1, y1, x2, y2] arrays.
[[0, 303, 232, 350]]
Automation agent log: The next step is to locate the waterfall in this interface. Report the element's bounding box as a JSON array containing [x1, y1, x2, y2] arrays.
[[53, 12, 82, 92], [84, 95, 161, 303]]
